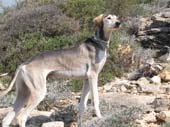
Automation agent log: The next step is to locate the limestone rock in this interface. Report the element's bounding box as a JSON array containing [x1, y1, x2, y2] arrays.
[[42, 121, 64, 127], [120, 85, 127, 92], [156, 111, 170, 122], [103, 82, 113, 92], [143, 111, 157, 123], [136, 120, 146, 127], [160, 70, 170, 82], [150, 97, 170, 112], [137, 77, 159, 94], [151, 76, 161, 84], [69, 122, 78, 127], [135, 8, 170, 50]]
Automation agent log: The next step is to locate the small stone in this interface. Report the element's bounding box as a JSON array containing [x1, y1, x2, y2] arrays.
[[69, 122, 78, 127], [137, 77, 159, 94], [143, 111, 157, 123], [165, 87, 170, 95], [137, 78, 160, 94], [156, 111, 170, 122], [120, 85, 127, 92], [147, 123, 159, 127], [112, 87, 117, 92], [42, 121, 64, 127], [135, 120, 146, 127], [151, 97, 170, 112], [160, 71, 170, 82], [131, 87, 138, 94], [103, 82, 113, 92], [151, 76, 161, 84], [0, 82, 6, 90]]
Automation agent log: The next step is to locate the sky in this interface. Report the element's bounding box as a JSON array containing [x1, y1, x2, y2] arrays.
[[0, 0, 17, 12], [1, 0, 16, 7]]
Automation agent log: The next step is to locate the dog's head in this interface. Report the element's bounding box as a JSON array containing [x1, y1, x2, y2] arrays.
[[93, 14, 121, 31]]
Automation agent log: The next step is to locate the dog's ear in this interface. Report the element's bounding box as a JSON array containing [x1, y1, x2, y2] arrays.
[[93, 14, 104, 27]]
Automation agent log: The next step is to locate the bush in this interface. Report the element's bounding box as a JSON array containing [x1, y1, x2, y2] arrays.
[[111, 107, 141, 127], [161, 122, 170, 127], [0, 4, 79, 73], [70, 80, 83, 92], [59, 0, 105, 30], [0, 30, 92, 73]]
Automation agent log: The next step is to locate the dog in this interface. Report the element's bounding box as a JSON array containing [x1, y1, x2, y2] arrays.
[[1, 14, 120, 127]]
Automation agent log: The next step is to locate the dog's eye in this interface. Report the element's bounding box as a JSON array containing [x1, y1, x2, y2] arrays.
[[107, 17, 111, 20]]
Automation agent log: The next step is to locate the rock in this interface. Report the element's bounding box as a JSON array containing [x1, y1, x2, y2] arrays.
[[143, 111, 157, 123], [120, 85, 127, 92], [159, 54, 170, 63], [121, 80, 133, 89], [31, 110, 53, 117], [162, 12, 170, 18], [0, 82, 6, 90], [128, 63, 162, 81], [165, 87, 170, 95], [51, 105, 78, 126], [131, 87, 138, 94], [151, 76, 161, 84], [137, 77, 159, 94], [0, 107, 13, 119], [135, 7, 170, 50], [150, 97, 170, 112], [156, 111, 170, 122], [136, 120, 146, 127], [0, 73, 8, 77], [69, 122, 78, 127], [27, 125, 38, 127], [111, 87, 117, 92], [103, 82, 113, 92], [157, 49, 170, 62], [147, 123, 160, 127], [160, 70, 170, 82], [26, 110, 54, 126], [42, 121, 64, 127]]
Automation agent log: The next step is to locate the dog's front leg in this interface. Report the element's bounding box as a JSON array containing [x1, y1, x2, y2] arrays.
[[79, 79, 90, 126], [89, 76, 102, 118]]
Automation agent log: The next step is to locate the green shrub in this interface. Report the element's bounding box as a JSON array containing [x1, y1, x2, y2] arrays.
[[0, 76, 11, 86], [1, 30, 92, 74], [161, 122, 170, 127], [59, 0, 105, 30], [105, 0, 140, 17], [70, 80, 83, 92], [111, 107, 141, 127], [0, 4, 79, 73]]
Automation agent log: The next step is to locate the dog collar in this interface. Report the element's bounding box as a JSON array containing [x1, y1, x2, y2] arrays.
[[86, 36, 108, 50]]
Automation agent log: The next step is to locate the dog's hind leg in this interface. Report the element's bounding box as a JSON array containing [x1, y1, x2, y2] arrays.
[[89, 76, 102, 118], [17, 78, 46, 127], [79, 79, 90, 125], [2, 78, 30, 127]]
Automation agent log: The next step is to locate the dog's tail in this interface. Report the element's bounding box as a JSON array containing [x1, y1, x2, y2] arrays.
[[0, 69, 19, 99]]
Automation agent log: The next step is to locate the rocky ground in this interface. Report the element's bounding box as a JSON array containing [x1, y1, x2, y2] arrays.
[[1, 64, 170, 127]]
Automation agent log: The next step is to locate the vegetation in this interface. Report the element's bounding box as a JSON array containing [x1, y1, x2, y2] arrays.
[[0, 0, 165, 90], [162, 122, 170, 127], [111, 107, 142, 127]]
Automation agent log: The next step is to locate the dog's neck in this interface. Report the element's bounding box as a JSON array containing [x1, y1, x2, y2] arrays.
[[94, 26, 112, 47]]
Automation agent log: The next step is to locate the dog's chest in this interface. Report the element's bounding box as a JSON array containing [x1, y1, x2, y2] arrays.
[[96, 49, 106, 63], [95, 49, 107, 72]]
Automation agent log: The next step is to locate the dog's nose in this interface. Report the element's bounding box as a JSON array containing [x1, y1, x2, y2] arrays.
[[115, 22, 121, 27]]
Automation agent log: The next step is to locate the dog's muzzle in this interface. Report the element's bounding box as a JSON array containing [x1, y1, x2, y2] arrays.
[[115, 21, 121, 28]]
